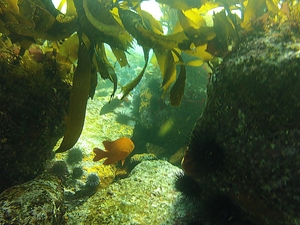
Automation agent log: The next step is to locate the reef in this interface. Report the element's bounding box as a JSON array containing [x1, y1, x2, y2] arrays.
[[182, 25, 300, 224], [0, 173, 65, 224], [65, 160, 199, 224], [0, 41, 70, 192], [0, 40, 70, 193]]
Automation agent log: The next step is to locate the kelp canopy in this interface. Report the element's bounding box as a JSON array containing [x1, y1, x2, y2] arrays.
[[0, 0, 298, 153]]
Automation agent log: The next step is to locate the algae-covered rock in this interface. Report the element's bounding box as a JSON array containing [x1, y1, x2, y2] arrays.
[[0, 43, 70, 192], [186, 27, 300, 225], [0, 173, 65, 224], [65, 160, 198, 224]]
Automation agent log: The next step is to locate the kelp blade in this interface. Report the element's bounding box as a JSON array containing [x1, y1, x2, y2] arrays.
[[94, 43, 118, 99], [153, 48, 176, 95], [170, 50, 186, 106], [56, 37, 92, 153], [121, 47, 150, 99]]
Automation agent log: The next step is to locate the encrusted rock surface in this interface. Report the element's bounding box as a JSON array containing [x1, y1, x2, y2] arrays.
[[0, 45, 70, 192], [65, 160, 197, 225], [0, 173, 65, 224], [188, 27, 300, 225]]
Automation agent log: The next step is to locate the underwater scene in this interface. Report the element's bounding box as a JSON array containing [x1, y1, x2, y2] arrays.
[[0, 0, 300, 224]]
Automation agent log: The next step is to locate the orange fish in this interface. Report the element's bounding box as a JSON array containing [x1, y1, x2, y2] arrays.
[[93, 137, 135, 165]]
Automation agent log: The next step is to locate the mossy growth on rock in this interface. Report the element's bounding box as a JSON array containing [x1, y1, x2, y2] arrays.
[[0, 42, 71, 193], [186, 26, 300, 225]]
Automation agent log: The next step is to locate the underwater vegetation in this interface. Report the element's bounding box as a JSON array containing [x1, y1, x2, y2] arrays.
[[1, 0, 296, 153]]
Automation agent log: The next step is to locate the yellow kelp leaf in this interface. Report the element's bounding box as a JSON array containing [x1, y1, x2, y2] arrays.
[[136, 7, 164, 34], [57, 0, 76, 16], [266, 0, 279, 14], [149, 53, 159, 68], [56, 34, 93, 153], [118, 7, 146, 43], [111, 47, 128, 67], [3, 0, 19, 14], [197, 2, 221, 14], [177, 9, 215, 48], [186, 59, 203, 67], [94, 43, 118, 99], [119, 7, 187, 49], [110, 7, 124, 27], [180, 9, 206, 30], [172, 20, 184, 33], [82, 0, 132, 48], [170, 50, 186, 106], [161, 50, 176, 89], [66, 0, 77, 16], [154, 48, 176, 95], [58, 32, 91, 64], [155, 0, 202, 10], [177, 26, 215, 50], [122, 47, 150, 99], [212, 10, 237, 54], [4, 0, 76, 41], [57, 0, 66, 11], [137, 25, 188, 49], [89, 66, 98, 99], [241, 0, 266, 30], [58, 33, 79, 63], [184, 44, 213, 62]]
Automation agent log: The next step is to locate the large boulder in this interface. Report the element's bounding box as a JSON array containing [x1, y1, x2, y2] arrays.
[[184, 26, 300, 225], [0, 44, 70, 193], [0, 173, 65, 224]]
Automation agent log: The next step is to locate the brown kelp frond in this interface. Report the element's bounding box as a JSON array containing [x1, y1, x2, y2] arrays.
[[55, 33, 93, 153]]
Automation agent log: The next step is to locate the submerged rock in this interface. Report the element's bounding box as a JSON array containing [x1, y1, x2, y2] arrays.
[[65, 160, 198, 224], [183, 27, 300, 225], [0, 173, 65, 224], [0, 43, 70, 192]]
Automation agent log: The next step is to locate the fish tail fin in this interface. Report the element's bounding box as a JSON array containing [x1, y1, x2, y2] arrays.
[[93, 148, 108, 162]]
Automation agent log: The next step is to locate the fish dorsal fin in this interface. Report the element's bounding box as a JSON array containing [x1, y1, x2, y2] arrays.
[[103, 140, 115, 152]]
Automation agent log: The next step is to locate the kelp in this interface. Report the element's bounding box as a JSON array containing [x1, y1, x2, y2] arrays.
[[111, 47, 128, 67], [155, 0, 203, 10], [241, 0, 266, 30], [94, 43, 118, 99], [169, 50, 186, 106], [82, 0, 132, 49], [55, 34, 93, 153], [2, 0, 77, 40], [118, 6, 187, 103], [210, 10, 239, 56], [156, 49, 177, 95], [121, 47, 150, 99]]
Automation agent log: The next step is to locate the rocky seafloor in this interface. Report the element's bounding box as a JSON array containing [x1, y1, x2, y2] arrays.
[[64, 160, 197, 225]]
